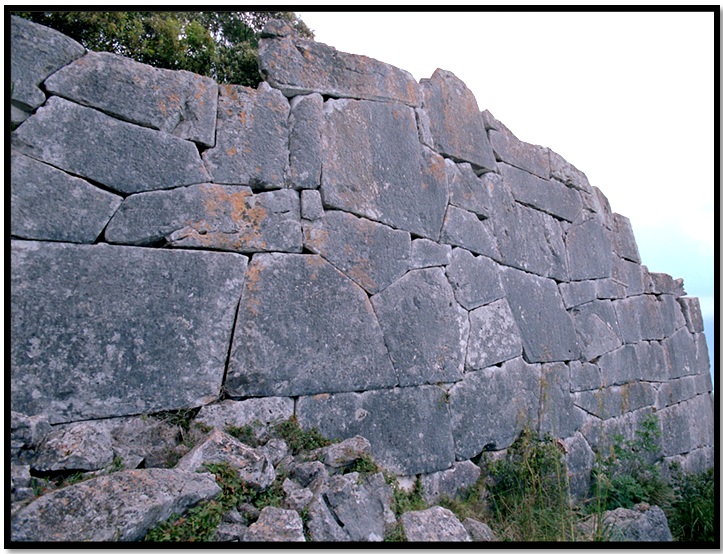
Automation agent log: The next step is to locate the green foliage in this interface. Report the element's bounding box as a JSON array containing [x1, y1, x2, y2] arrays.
[[437, 477, 488, 523], [272, 416, 332, 455], [341, 453, 380, 478], [150, 407, 200, 432], [225, 424, 260, 447], [391, 477, 427, 518], [487, 427, 576, 541], [12, 11, 313, 87], [383, 521, 408, 542], [667, 467, 715, 542]]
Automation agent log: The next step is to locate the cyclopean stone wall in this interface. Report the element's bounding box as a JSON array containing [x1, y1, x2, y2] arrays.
[[10, 16, 714, 492]]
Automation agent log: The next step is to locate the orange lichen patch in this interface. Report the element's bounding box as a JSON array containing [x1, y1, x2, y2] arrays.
[[225, 147, 237, 157], [312, 393, 330, 401], [238, 111, 248, 125]]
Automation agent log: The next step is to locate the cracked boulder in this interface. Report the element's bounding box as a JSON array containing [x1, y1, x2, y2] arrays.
[[243, 507, 306, 542], [401, 506, 471, 542]]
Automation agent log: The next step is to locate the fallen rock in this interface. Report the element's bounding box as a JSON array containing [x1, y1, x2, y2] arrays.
[[282, 478, 314, 511], [242, 507, 305, 542], [318, 435, 373, 470], [400, 506, 471, 542], [11, 468, 220, 542], [463, 518, 496, 541], [579, 503, 673, 542], [32, 422, 114, 472], [11, 411, 51, 463], [306, 495, 351, 541]]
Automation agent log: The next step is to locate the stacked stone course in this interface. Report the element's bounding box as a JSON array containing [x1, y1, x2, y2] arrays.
[[11, 12, 713, 517]]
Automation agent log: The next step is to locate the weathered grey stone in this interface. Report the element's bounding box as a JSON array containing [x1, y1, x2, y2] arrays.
[[203, 83, 288, 188], [371, 268, 467, 385], [611, 255, 645, 297], [659, 394, 714, 456], [587, 186, 614, 229], [213, 522, 248, 542], [300, 189, 324, 220], [500, 163, 582, 223], [324, 472, 394, 541], [539, 362, 583, 438], [11, 465, 32, 491], [287, 93, 323, 188], [318, 436, 373, 469], [420, 461, 481, 504], [289, 461, 329, 496], [420, 69, 496, 172], [33, 422, 114, 472], [466, 299, 523, 370], [597, 344, 642, 386], [11, 412, 52, 464], [614, 295, 665, 343], [677, 296, 704, 333], [297, 386, 455, 475], [636, 341, 670, 382], [659, 294, 686, 337], [570, 300, 623, 360], [661, 376, 698, 407], [548, 148, 592, 193], [445, 248, 504, 310], [494, 199, 569, 281], [573, 382, 656, 420], [463, 518, 496, 542], [11, 104, 31, 126], [602, 504, 673, 542], [486, 115, 550, 179], [410, 238, 451, 268], [10, 15, 85, 112], [563, 432, 595, 501], [12, 96, 209, 194], [449, 357, 541, 458], [611, 213, 641, 263], [558, 280, 597, 309], [595, 277, 627, 300], [320, 99, 448, 239], [564, 218, 612, 280], [11, 151, 122, 243], [175, 429, 275, 490], [45, 51, 217, 146], [11, 468, 220, 542], [195, 398, 294, 439], [282, 478, 313, 511], [262, 439, 290, 467], [500, 267, 580, 362], [11, 242, 246, 423], [243, 507, 305, 542], [401, 506, 471, 542], [259, 29, 422, 106], [570, 361, 602, 392], [649, 272, 678, 295], [303, 211, 410, 294], [440, 205, 499, 259], [227, 253, 396, 397], [447, 161, 498, 217], [694, 333, 711, 375], [105, 184, 301, 253], [306, 495, 351, 541], [662, 327, 699, 379]]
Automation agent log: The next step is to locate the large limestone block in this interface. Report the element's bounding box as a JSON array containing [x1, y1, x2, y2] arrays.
[[449, 357, 541, 459], [558, 280, 598, 309], [659, 294, 686, 337], [105, 184, 301, 253], [440, 206, 500, 261], [611, 255, 645, 297], [297, 386, 456, 475], [420, 69, 496, 172], [303, 211, 410, 294], [227, 253, 396, 397], [445, 248, 504, 310], [663, 327, 701, 379], [500, 163, 582, 223], [570, 360, 602, 392], [258, 23, 421, 106], [611, 213, 641, 263], [11, 469, 220, 542], [203, 83, 289, 188], [371, 268, 468, 386], [539, 362, 583, 438], [320, 98, 448, 239], [564, 218, 613, 280], [636, 341, 670, 382], [45, 51, 217, 146], [614, 295, 665, 343], [10, 15, 85, 114], [569, 300, 623, 361], [466, 299, 523, 370], [548, 149, 593, 193], [596, 344, 642, 386], [677, 296, 705, 333], [195, 398, 294, 438], [11, 151, 122, 243], [11, 241, 246, 423], [494, 199, 568, 281], [287, 93, 323, 188], [500, 267, 580, 363], [410, 238, 452, 269], [401, 506, 471, 542], [447, 161, 498, 217], [12, 96, 209, 193], [484, 110, 550, 179], [573, 382, 656, 420], [564, 432, 595, 501]]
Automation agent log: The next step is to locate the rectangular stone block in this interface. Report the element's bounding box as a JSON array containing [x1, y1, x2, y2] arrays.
[[596, 344, 641, 386], [613, 295, 665, 344], [410, 238, 451, 269], [570, 300, 623, 360], [297, 386, 455, 475], [611, 256, 645, 297], [559, 280, 597, 309], [466, 298, 523, 370], [440, 206, 499, 260], [573, 382, 656, 420], [662, 328, 699, 379], [548, 148, 592, 193], [287, 93, 323, 189], [486, 114, 550, 179], [447, 161, 497, 217], [570, 361, 602, 393], [564, 218, 612, 280], [539, 362, 583, 438], [611, 213, 641, 263], [11, 241, 247, 423], [677, 297, 705, 333]]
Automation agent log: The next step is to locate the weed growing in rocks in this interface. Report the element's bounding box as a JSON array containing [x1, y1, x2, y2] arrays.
[[225, 424, 261, 447], [667, 466, 715, 542], [272, 416, 332, 454], [341, 453, 379, 479]]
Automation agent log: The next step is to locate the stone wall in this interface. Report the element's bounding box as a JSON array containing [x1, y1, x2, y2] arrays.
[[10, 16, 714, 487]]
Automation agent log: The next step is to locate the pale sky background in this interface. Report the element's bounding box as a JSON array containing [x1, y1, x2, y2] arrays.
[[296, 9, 716, 378]]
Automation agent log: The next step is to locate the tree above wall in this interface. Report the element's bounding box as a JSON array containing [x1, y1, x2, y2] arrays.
[[11, 11, 314, 87]]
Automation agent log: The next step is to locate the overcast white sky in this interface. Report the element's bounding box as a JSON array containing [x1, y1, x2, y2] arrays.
[[296, 10, 715, 344]]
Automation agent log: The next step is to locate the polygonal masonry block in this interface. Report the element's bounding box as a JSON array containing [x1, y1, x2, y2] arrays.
[[611, 213, 641, 263], [596, 344, 642, 386], [11, 151, 122, 243], [227, 253, 396, 397], [466, 299, 523, 370], [486, 114, 550, 179], [203, 83, 289, 188], [258, 29, 422, 106], [570, 361, 602, 393], [445, 248, 504, 311], [320, 98, 448, 239], [611, 256, 645, 297], [440, 206, 499, 259], [677, 296, 705, 334], [105, 184, 301, 253], [303, 210, 410, 294], [297, 386, 456, 475], [11, 241, 247, 423], [547, 148, 592, 193], [614, 295, 665, 344], [420, 69, 496, 172], [569, 300, 623, 361], [371, 268, 468, 386], [558, 280, 597, 309], [287, 93, 323, 189], [410, 238, 452, 269], [539, 362, 583, 438], [564, 217, 613, 280], [12, 96, 209, 194], [572, 382, 656, 420], [45, 51, 218, 146], [300, 189, 324, 220], [447, 161, 498, 217]]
